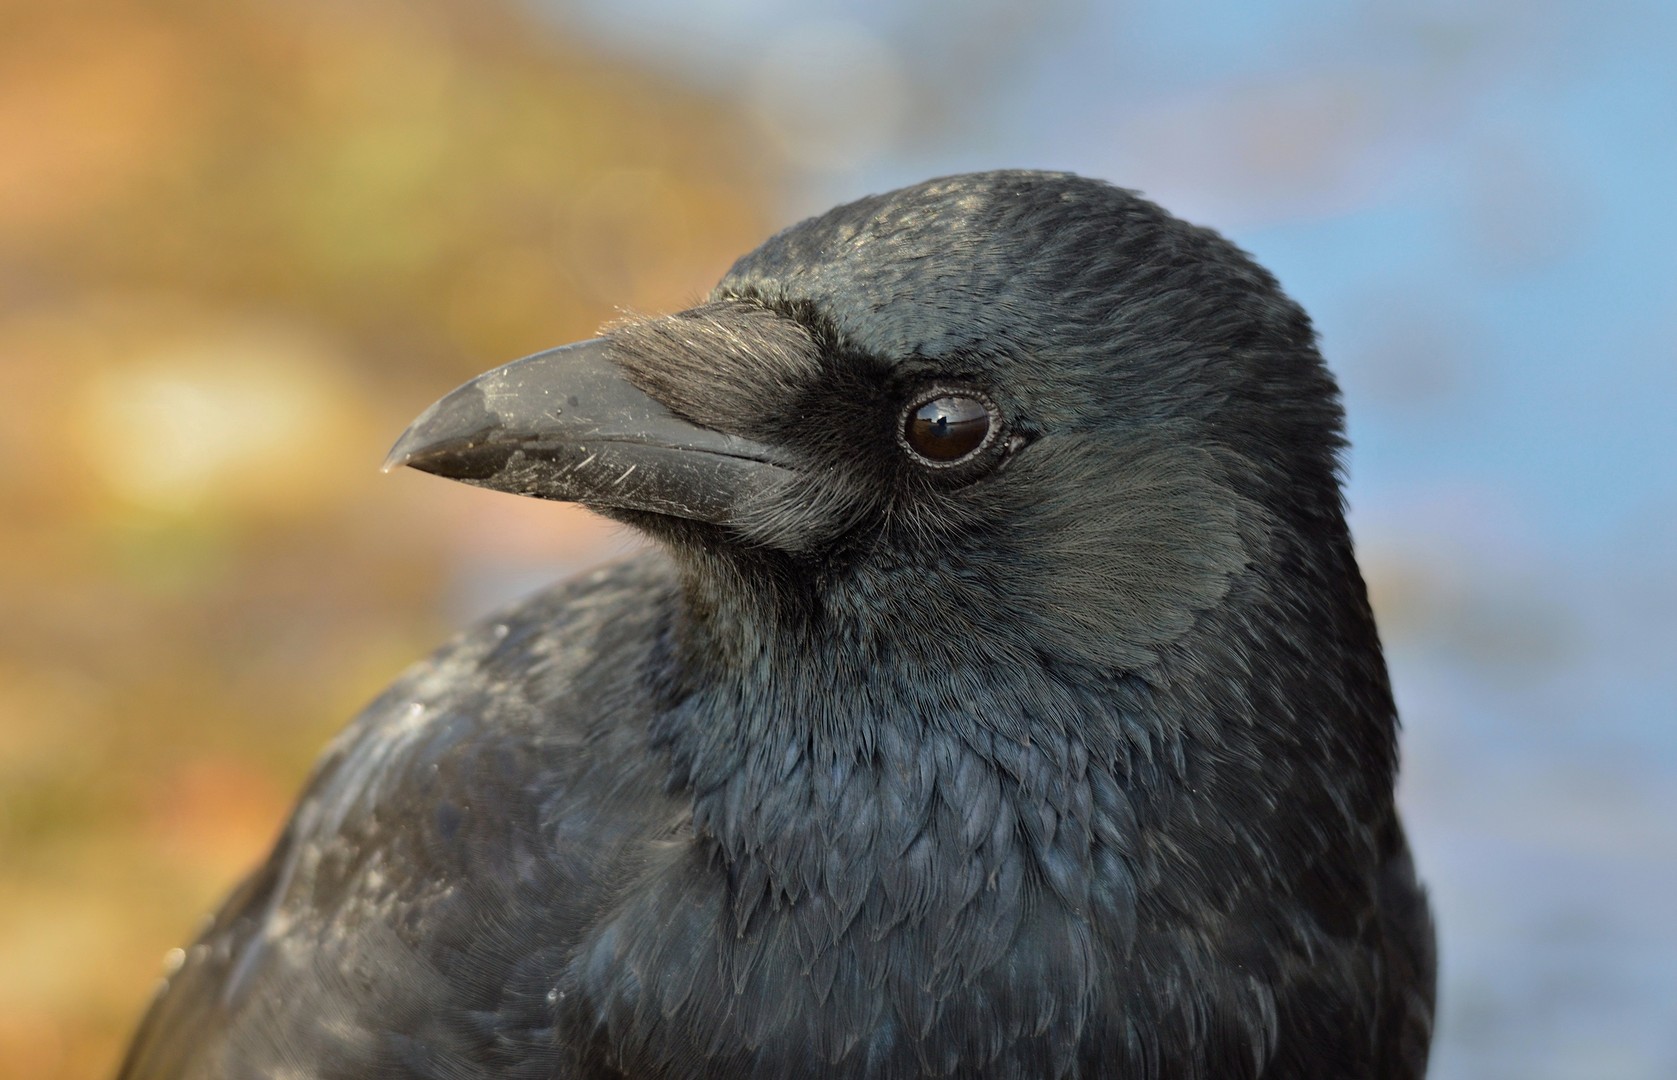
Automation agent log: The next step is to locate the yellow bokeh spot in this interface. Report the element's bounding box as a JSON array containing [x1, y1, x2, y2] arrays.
[[75, 327, 363, 518]]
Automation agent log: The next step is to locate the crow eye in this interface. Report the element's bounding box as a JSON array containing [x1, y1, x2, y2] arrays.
[[901, 392, 995, 466]]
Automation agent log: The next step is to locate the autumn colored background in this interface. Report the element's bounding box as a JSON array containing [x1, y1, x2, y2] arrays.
[[0, 0, 773, 1074], [1, 1, 1673, 1078]]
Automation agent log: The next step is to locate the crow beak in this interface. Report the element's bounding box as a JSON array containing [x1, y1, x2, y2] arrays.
[[383, 337, 793, 524]]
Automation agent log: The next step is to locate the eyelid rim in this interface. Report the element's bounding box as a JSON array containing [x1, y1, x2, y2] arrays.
[[897, 387, 1004, 470]]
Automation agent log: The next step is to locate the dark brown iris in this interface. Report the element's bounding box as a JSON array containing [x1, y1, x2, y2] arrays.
[[904, 394, 992, 463]]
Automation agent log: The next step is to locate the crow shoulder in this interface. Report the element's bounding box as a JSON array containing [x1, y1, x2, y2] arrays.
[[118, 553, 685, 1080]]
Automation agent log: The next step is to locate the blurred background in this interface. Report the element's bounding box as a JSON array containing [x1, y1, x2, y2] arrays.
[[0, 0, 1672, 1076]]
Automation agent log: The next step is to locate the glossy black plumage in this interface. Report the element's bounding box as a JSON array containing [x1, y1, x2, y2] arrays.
[[117, 171, 1434, 1079]]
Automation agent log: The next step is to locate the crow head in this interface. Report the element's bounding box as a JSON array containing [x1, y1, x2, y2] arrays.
[[387, 171, 1357, 675]]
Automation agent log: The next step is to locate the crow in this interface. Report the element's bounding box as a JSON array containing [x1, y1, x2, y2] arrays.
[[116, 170, 1434, 1079]]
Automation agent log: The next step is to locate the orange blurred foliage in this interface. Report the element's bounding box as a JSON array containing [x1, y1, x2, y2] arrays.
[[0, 1, 779, 1076]]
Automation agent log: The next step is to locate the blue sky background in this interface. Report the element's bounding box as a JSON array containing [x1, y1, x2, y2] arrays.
[[531, 1, 1677, 1075]]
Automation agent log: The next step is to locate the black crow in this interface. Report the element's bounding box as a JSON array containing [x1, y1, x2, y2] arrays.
[[116, 170, 1434, 1079]]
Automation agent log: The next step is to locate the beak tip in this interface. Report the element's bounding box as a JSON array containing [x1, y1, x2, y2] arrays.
[[381, 381, 498, 477], [380, 432, 421, 474]]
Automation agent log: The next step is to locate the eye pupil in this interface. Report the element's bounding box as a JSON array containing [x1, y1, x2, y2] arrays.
[[905, 394, 992, 463]]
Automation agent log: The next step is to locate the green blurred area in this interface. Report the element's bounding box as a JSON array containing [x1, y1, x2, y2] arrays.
[[0, 1, 778, 1075]]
